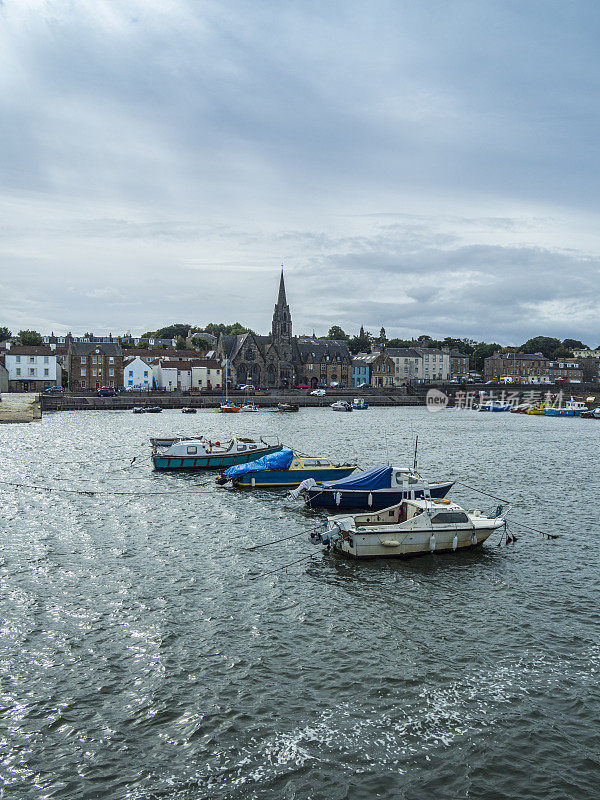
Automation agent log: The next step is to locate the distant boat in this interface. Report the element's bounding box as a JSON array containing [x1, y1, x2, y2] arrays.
[[182, 407, 197, 414], [240, 403, 259, 412], [277, 403, 299, 412], [351, 398, 369, 410], [544, 398, 588, 417], [331, 400, 353, 412], [220, 401, 240, 413], [478, 400, 512, 412]]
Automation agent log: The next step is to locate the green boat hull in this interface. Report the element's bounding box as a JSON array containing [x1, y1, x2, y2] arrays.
[[152, 444, 283, 471]]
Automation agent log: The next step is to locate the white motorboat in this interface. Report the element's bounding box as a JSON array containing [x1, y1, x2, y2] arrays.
[[331, 401, 353, 412], [351, 398, 369, 410], [240, 403, 259, 412], [312, 497, 508, 558]]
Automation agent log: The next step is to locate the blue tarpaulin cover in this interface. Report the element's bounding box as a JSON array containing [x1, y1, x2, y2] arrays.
[[225, 447, 294, 479], [318, 465, 392, 490]]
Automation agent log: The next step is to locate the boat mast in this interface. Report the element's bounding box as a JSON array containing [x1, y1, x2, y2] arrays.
[[413, 435, 418, 471]]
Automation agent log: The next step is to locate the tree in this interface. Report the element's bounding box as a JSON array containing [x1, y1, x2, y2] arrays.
[[471, 342, 502, 373], [174, 336, 190, 350], [379, 327, 387, 344], [562, 339, 588, 350], [191, 337, 210, 351], [154, 324, 191, 340], [18, 330, 43, 346], [326, 325, 349, 340], [520, 336, 563, 359], [204, 322, 253, 337], [387, 338, 413, 348], [0, 326, 11, 342], [348, 327, 373, 355]]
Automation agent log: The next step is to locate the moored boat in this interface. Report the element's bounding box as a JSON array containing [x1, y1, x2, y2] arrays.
[[217, 447, 357, 488], [544, 398, 588, 417], [240, 403, 259, 412], [526, 404, 548, 415], [277, 403, 299, 412], [331, 401, 352, 412], [478, 400, 512, 412], [182, 407, 197, 414], [351, 398, 369, 410], [312, 497, 508, 559], [152, 436, 282, 470], [220, 401, 240, 413], [291, 465, 454, 511]]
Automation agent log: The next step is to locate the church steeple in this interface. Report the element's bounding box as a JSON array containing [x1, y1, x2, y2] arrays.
[[277, 266, 287, 305], [272, 265, 292, 360]]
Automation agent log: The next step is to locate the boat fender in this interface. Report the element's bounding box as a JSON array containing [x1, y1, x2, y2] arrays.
[[368, 493, 373, 507], [471, 532, 477, 546], [429, 534, 436, 552], [336, 492, 341, 506], [251, 477, 256, 488], [381, 540, 400, 547], [452, 535, 458, 551], [215, 441, 220, 446]]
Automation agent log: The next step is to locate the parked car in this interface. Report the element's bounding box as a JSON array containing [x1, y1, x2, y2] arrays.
[[97, 387, 117, 397], [310, 389, 326, 396], [44, 386, 65, 393], [356, 382, 369, 389]]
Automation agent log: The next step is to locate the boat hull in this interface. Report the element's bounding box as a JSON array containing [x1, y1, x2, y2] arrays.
[[332, 526, 498, 559], [152, 444, 283, 471], [305, 481, 454, 510], [233, 466, 356, 488]]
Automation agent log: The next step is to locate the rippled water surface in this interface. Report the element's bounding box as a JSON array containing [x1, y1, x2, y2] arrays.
[[1, 407, 599, 799]]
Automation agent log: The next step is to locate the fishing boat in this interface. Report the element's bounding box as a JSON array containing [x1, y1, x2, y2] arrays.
[[478, 400, 512, 412], [277, 403, 299, 412], [526, 404, 548, 415], [331, 400, 352, 412], [544, 398, 588, 417], [216, 447, 357, 488], [311, 497, 508, 559], [291, 465, 454, 511], [152, 436, 282, 471], [351, 398, 369, 410], [220, 401, 240, 413], [182, 407, 197, 414]]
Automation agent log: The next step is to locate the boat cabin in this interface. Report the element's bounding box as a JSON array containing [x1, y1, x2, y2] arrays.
[[337, 498, 473, 531]]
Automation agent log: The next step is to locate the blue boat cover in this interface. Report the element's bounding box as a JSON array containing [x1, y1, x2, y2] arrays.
[[318, 465, 392, 490], [225, 447, 294, 479]]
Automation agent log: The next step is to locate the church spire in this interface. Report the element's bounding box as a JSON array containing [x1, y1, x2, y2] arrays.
[[277, 265, 287, 305]]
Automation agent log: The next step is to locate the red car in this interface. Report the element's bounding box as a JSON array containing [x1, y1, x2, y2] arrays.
[[296, 384, 309, 389]]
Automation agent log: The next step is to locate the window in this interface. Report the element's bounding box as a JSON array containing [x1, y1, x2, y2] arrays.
[[16, 368, 21, 376], [109, 357, 114, 364], [29, 368, 36, 376], [431, 512, 469, 524], [237, 445, 246, 451], [128, 380, 133, 386], [81, 381, 86, 388], [92, 369, 97, 376], [44, 356, 49, 364], [81, 369, 86, 376], [92, 356, 97, 364], [29, 356, 35, 363], [81, 356, 86, 364], [143, 371, 148, 377], [128, 370, 133, 377], [108, 369, 113, 376], [16, 355, 20, 362], [44, 369, 49, 376]]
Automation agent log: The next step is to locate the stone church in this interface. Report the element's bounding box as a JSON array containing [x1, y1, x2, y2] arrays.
[[216, 270, 352, 388]]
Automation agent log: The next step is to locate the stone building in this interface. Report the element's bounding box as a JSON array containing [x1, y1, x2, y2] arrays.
[[67, 342, 123, 390], [216, 270, 352, 388]]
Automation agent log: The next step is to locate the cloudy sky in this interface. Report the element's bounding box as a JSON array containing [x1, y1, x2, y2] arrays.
[[1, 0, 599, 345]]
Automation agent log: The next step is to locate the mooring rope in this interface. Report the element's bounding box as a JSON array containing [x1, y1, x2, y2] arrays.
[[250, 553, 317, 579], [243, 527, 322, 551], [0, 479, 214, 496]]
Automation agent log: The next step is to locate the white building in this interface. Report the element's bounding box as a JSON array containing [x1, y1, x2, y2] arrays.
[[123, 356, 154, 389], [386, 348, 422, 386], [191, 359, 222, 390], [4, 346, 61, 390], [152, 360, 192, 391], [414, 348, 451, 382]]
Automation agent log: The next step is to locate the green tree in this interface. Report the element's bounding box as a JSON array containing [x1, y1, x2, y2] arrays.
[[387, 338, 413, 348], [562, 339, 587, 350], [348, 327, 373, 355], [174, 336, 191, 350], [326, 325, 349, 340], [379, 327, 387, 344], [154, 324, 191, 340], [191, 336, 210, 351], [0, 326, 11, 342], [471, 342, 502, 373], [18, 330, 43, 346], [520, 336, 563, 359]]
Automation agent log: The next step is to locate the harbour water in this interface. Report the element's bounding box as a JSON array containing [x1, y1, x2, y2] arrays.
[[1, 408, 599, 799]]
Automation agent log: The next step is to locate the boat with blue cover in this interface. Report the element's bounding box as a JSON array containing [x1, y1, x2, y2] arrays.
[[152, 435, 282, 471], [544, 398, 588, 417], [291, 465, 454, 511], [216, 447, 357, 488]]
